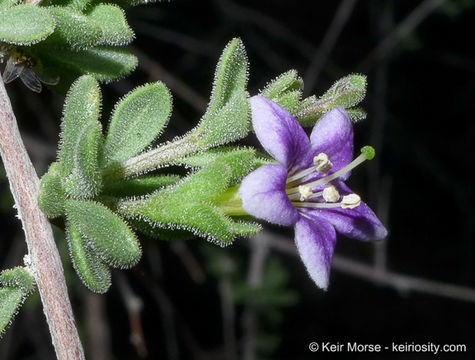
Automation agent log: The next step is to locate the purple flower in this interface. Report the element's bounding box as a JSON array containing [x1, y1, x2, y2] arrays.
[[239, 96, 387, 289]]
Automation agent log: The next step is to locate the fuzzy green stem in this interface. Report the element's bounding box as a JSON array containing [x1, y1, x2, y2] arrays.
[[102, 134, 201, 183]]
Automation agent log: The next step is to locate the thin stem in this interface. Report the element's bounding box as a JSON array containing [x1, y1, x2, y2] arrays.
[[103, 134, 201, 182], [0, 78, 85, 359]]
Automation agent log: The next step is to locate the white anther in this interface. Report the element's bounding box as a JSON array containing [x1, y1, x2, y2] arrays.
[[322, 184, 340, 203], [313, 153, 333, 174], [341, 194, 361, 209], [298, 185, 313, 201]]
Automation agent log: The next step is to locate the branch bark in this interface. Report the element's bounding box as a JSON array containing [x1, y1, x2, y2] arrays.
[[0, 78, 85, 359]]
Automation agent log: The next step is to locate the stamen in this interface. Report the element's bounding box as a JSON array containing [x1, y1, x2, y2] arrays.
[[294, 202, 342, 209], [314, 153, 333, 173], [341, 194, 361, 209], [293, 193, 361, 210], [286, 146, 375, 195], [286, 165, 316, 183], [322, 184, 340, 202], [298, 185, 313, 201], [286, 152, 333, 184]]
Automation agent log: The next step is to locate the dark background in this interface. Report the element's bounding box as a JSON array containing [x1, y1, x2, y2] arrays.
[[1, 0, 475, 359]]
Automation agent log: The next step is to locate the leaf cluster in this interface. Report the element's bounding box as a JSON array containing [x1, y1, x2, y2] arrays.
[[38, 39, 261, 293], [260, 71, 367, 125], [0, 0, 139, 92]]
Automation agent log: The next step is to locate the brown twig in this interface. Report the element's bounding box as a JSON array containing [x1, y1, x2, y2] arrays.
[[115, 272, 148, 358], [359, 0, 447, 71], [82, 290, 111, 360], [266, 234, 475, 303], [0, 79, 84, 358], [304, 0, 359, 94], [242, 234, 269, 360]]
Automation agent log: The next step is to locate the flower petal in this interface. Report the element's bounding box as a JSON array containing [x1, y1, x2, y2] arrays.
[[239, 164, 298, 226], [309, 107, 353, 179], [250, 96, 309, 168], [309, 182, 388, 241], [294, 215, 336, 290]]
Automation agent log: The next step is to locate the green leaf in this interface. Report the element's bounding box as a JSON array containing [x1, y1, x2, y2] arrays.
[[102, 175, 180, 197], [130, 218, 194, 240], [167, 161, 232, 204], [87, 4, 134, 46], [179, 147, 258, 183], [58, 75, 101, 180], [196, 90, 250, 147], [92, 0, 152, 8], [190, 39, 251, 149], [63, 121, 103, 198], [232, 221, 262, 237], [323, 74, 367, 108], [272, 90, 301, 114], [38, 46, 137, 83], [203, 38, 248, 121], [125, 202, 237, 245], [0, 5, 55, 45], [0, 267, 35, 294], [346, 107, 367, 122], [118, 163, 237, 245], [260, 70, 302, 101], [0, 287, 25, 338], [65, 199, 141, 268], [0, 0, 20, 11], [102, 82, 172, 167], [295, 74, 367, 126], [67, 222, 111, 293], [42, 0, 90, 11], [43, 7, 103, 50], [38, 162, 65, 218]]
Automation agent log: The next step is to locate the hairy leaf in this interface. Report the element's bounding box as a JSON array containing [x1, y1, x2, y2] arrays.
[[43, 7, 102, 50], [63, 121, 103, 198], [118, 163, 238, 245], [0, 287, 25, 338], [203, 38, 248, 121], [65, 199, 141, 268], [124, 202, 236, 245], [260, 70, 302, 101], [295, 74, 367, 126], [196, 90, 250, 147], [58, 75, 101, 180], [102, 175, 180, 197], [179, 147, 258, 183], [0, 5, 55, 45], [0, 267, 35, 294], [102, 82, 172, 167], [38, 46, 137, 83], [67, 222, 111, 293], [194, 38, 250, 146], [42, 0, 90, 11], [0, 0, 20, 11], [38, 162, 65, 218], [232, 221, 262, 237], [272, 90, 301, 114], [87, 4, 134, 46]]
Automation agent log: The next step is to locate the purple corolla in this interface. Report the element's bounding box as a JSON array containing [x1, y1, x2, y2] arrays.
[[239, 96, 387, 289]]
